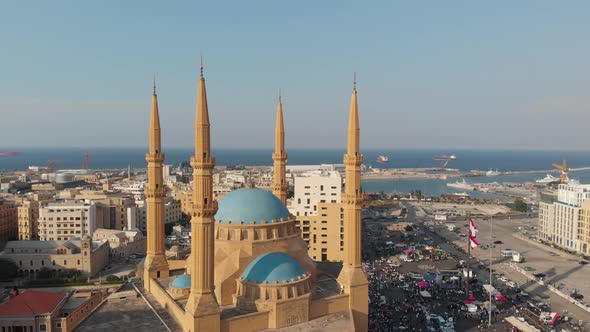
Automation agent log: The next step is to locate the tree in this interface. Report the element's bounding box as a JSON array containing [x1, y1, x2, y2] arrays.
[[0, 259, 18, 280], [60, 268, 81, 280], [405, 225, 413, 232], [512, 199, 528, 213], [106, 275, 120, 282], [37, 267, 54, 279]]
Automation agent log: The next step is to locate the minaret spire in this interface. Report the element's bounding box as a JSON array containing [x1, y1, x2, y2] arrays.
[[272, 90, 288, 204], [186, 59, 221, 330], [337, 77, 369, 332], [144, 80, 169, 290]]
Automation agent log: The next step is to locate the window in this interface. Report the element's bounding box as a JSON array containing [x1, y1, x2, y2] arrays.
[[39, 325, 47, 331]]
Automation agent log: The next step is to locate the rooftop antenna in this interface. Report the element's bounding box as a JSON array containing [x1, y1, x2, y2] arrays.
[[200, 51, 204, 78], [353, 72, 357, 91]]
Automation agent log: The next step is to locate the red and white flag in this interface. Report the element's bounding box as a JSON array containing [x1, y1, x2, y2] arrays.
[[470, 234, 479, 249], [469, 218, 479, 249], [469, 218, 478, 235]]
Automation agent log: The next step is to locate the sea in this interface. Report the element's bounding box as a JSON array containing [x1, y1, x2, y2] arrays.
[[2, 148, 590, 197]]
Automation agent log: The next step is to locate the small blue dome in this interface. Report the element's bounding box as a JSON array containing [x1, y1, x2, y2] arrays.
[[171, 274, 191, 289], [215, 188, 291, 224], [241, 252, 306, 284], [139, 257, 145, 264]]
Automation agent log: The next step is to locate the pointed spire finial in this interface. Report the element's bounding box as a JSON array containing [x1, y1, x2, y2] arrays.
[[153, 75, 157, 95], [353, 72, 357, 92], [278, 88, 282, 103], [200, 51, 204, 79]]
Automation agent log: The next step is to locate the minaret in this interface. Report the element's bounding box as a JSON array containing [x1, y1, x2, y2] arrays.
[[337, 75, 369, 332], [185, 61, 220, 331], [144, 80, 169, 290], [127, 163, 132, 180], [272, 92, 288, 204]]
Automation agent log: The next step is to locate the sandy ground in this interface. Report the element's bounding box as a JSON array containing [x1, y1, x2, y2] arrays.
[[415, 201, 512, 217]]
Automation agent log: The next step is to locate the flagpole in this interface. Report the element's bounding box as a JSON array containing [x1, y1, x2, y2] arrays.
[[489, 216, 493, 326], [466, 213, 471, 299]]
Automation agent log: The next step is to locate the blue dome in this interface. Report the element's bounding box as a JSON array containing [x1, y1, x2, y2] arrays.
[[215, 188, 291, 224], [171, 274, 191, 289], [241, 252, 306, 284]]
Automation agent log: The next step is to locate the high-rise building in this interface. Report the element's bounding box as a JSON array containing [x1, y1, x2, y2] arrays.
[[38, 201, 96, 241], [290, 171, 342, 217], [538, 183, 590, 253]]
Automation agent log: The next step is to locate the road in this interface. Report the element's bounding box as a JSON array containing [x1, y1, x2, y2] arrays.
[[433, 217, 590, 326]]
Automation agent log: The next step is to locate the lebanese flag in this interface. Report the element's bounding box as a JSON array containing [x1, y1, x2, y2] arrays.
[[469, 218, 478, 235], [470, 235, 479, 249]]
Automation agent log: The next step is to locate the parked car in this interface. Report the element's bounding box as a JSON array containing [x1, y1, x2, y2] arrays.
[[500, 277, 509, 283], [579, 260, 589, 265], [524, 266, 535, 272], [493, 240, 503, 244], [533, 273, 546, 279]]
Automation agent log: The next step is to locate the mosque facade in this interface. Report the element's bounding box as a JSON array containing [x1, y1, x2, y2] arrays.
[[139, 64, 368, 332]]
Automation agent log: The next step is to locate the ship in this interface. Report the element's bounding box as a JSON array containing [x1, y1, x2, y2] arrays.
[[376, 155, 389, 163], [452, 192, 470, 197], [535, 174, 559, 184], [0, 151, 19, 156], [486, 169, 501, 176], [446, 179, 474, 190]]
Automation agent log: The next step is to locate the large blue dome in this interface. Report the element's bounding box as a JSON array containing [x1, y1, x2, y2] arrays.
[[241, 252, 306, 284], [171, 274, 191, 288], [215, 188, 291, 224]]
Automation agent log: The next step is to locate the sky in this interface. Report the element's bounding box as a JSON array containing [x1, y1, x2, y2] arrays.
[[1, 1, 590, 150]]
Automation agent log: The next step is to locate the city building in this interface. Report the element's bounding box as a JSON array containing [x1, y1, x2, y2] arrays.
[[0, 200, 18, 244], [289, 170, 342, 217], [295, 202, 345, 262], [134, 197, 182, 232], [0, 289, 107, 332], [18, 200, 40, 240], [579, 201, 590, 255], [538, 183, 590, 254], [74, 191, 137, 231], [38, 201, 96, 241], [0, 236, 109, 277], [92, 228, 146, 259], [133, 69, 367, 331]]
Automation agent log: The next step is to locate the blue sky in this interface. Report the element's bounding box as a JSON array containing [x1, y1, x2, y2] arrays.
[[2, 1, 590, 150]]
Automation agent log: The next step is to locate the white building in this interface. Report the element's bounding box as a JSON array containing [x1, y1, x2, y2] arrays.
[[38, 201, 96, 241], [289, 170, 342, 217], [538, 183, 590, 252]]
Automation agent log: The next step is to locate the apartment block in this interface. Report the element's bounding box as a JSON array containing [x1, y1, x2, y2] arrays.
[[290, 170, 342, 217], [38, 201, 96, 241]]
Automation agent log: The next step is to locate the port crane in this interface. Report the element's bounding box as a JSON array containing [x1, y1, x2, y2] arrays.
[[552, 159, 569, 184], [433, 154, 457, 171], [82, 152, 96, 170]]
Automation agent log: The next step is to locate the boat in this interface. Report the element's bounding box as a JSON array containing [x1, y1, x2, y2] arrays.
[[0, 151, 19, 156], [535, 174, 559, 184], [486, 169, 500, 176], [376, 155, 389, 163], [446, 179, 474, 190], [452, 192, 469, 197]]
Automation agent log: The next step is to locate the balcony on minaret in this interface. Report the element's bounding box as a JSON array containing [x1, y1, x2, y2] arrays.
[[146, 153, 165, 163], [190, 155, 215, 168], [344, 153, 363, 165]]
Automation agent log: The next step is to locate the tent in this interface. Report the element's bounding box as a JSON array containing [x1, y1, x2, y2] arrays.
[[417, 281, 429, 288], [467, 295, 476, 301], [420, 290, 432, 298], [495, 294, 508, 301], [404, 249, 413, 254], [463, 300, 472, 305]]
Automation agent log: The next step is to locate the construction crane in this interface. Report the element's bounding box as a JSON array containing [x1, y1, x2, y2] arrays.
[[552, 159, 569, 184], [82, 152, 96, 170], [433, 154, 457, 171]]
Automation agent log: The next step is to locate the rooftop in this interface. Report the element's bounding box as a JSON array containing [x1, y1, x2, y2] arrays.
[[0, 290, 66, 316], [215, 188, 291, 224]]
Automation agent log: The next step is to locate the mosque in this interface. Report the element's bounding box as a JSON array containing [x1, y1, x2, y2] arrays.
[[138, 63, 368, 332]]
